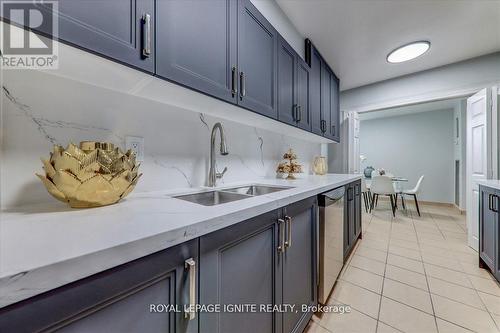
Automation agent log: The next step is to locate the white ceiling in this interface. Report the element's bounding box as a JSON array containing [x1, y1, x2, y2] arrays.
[[276, 0, 500, 90], [359, 97, 464, 121]]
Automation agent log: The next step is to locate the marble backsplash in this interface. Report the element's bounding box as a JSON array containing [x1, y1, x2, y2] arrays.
[[0, 67, 322, 209]]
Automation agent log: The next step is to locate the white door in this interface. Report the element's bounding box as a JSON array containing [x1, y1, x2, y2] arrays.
[[348, 112, 360, 173], [466, 88, 493, 251]]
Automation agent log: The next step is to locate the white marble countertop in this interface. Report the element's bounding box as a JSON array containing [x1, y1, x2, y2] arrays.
[[477, 179, 500, 190], [0, 174, 360, 307]]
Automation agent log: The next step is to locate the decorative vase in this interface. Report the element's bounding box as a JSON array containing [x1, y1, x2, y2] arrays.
[[37, 141, 142, 208], [364, 166, 374, 178], [312, 156, 328, 175]]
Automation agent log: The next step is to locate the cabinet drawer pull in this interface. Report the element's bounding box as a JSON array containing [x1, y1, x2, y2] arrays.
[[142, 14, 151, 58], [297, 106, 302, 122], [184, 258, 196, 320], [492, 195, 499, 213], [277, 218, 285, 252], [292, 105, 297, 121], [284, 215, 292, 248], [240, 72, 246, 98], [231, 66, 238, 96], [332, 125, 335, 136], [488, 194, 492, 211]]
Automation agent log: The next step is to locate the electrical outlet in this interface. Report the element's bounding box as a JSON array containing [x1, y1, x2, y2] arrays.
[[125, 136, 144, 162]]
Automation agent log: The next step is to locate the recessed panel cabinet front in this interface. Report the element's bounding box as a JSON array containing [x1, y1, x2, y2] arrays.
[[282, 198, 317, 333], [0, 241, 199, 333], [277, 37, 298, 126], [238, 0, 278, 118], [199, 210, 282, 333], [34, 0, 155, 72], [479, 186, 497, 273], [156, 0, 237, 103]]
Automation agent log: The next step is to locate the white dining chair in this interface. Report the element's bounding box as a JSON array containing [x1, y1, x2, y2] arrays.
[[400, 175, 424, 216], [370, 175, 397, 217], [371, 170, 380, 178], [361, 178, 371, 213]]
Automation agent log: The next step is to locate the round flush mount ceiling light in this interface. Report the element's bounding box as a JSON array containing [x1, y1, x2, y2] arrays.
[[387, 41, 430, 63]]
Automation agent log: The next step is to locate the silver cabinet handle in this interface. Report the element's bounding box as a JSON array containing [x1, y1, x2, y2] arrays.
[[277, 218, 285, 252], [142, 14, 151, 58], [231, 67, 238, 96], [292, 105, 297, 121], [240, 72, 246, 98], [184, 258, 196, 320], [297, 106, 302, 122], [284, 215, 292, 248]]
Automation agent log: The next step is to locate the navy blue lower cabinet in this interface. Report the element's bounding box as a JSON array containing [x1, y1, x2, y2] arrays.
[[282, 197, 317, 333], [199, 197, 317, 333], [31, 0, 155, 73], [344, 180, 362, 260], [479, 185, 500, 282], [0, 240, 199, 333]]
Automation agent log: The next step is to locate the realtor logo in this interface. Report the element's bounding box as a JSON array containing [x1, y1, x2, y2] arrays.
[[1, 0, 58, 69]]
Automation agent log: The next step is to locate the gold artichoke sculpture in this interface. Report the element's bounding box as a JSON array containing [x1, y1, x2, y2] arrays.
[[37, 141, 142, 208]]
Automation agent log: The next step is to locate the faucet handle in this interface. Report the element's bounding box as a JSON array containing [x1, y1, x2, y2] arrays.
[[216, 167, 228, 179]]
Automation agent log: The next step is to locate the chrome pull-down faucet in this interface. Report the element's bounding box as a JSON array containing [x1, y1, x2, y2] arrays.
[[208, 122, 228, 187]]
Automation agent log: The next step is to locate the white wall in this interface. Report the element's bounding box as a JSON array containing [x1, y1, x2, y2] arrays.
[[360, 109, 455, 203], [341, 52, 500, 112]]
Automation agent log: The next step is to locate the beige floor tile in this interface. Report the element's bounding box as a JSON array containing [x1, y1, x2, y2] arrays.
[[385, 264, 428, 291], [349, 255, 386, 276], [355, 245, 387, 263], [330, 281, 381, 318], [379, 297, 437, 333], [364, 231, 390, 242], [320, 307, 377, 333], [478, 291, 500, 316], [418, 238, 451, 250], [376, 321, 402, 333], [492, 313, 500, 332], [341, 266, 383, 294], [382, 278, 433, 314], [357, 239, 389, 252], [460, 261, 495, 280], [431, 294, 498, 333], [388, 245, 421, 261], [435, 318, 474, 333], [427, 277, 485, 310], [390, 232, 418, 242], [305, 320, 331, 333], [423, 263, 473, 288], [387, 254, 424, 274], [468, 275, 500, 297], [421, 253, 463, 271], [389, 238, 420, 250]]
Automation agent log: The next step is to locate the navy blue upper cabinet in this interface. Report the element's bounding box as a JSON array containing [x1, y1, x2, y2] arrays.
[[310, 47, 323, 136], [156, 0, 238, 103], [296, 58, 312, 131], [306, 39, 341, 142], [35, 0, 155, 72], [278, 37, 298, 126], [278, 36, 311, 131], [238, 0, 278, 119]]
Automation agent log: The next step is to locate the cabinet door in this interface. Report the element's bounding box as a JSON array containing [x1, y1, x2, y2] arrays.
[[0, 241, 198, 333], [156, 0, 237, 103], [34, 0, 154, 72], [354, 181, 362, 238], [321, 64, 332, 137], [327, 74, 340, 142], [310, 48, 323, 136], [277, 36, 297, 126], [199, 210, 281, 333], [296, 58, 312, 131], [282, 198, 317, 333], [480, 186, 497, 272], [238, 0, 278, 119]]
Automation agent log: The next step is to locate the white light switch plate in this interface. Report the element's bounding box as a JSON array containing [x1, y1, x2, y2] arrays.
[[125, 136, 144, 162]]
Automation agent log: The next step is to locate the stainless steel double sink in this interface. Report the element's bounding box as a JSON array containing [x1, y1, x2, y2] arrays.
[[173, 184, 293, 206]]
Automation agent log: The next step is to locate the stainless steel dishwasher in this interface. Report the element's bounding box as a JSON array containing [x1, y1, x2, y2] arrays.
[[318, 186, 345, 304]]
